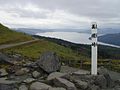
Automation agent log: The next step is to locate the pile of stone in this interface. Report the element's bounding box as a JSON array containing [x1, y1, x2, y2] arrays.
[[0, 52, 120, 90]]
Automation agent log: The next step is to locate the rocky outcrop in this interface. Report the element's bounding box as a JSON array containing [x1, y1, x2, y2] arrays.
[[0, 65, 119, 90], [36, 52, 61, 73], [0, 52, 119, 90]]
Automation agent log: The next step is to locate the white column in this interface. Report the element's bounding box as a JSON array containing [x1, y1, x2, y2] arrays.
[[91, 22, 97, 75]]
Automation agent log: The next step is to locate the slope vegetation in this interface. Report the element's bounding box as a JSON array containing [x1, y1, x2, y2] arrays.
[[0, 23, 33, 45]]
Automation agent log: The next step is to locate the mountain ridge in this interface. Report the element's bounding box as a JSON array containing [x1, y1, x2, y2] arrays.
[[98, 33, 120, 46]]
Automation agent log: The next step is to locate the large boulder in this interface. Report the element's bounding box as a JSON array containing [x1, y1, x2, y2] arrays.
[[36, 52, 61, 73], [30, 82, 51, 90], [53, 78, 76, 90]]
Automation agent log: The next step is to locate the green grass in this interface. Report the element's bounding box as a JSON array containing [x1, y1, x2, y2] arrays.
[[0, 23, 33, 45], [1, 40, 87, 61]]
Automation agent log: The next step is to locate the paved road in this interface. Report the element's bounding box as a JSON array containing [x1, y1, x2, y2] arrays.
[[0, 39, 39, 50]]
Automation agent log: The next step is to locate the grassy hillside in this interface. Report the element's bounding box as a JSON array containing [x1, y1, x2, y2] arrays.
[[0, 23, 88, 61], [1, 40, 88, 61], [0, 23, 33, 45], [1, 39, 120, 72], [0, 23, 119, 72]]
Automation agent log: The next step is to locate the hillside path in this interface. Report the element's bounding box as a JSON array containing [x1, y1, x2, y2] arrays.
[[0, 39, 39, 50]]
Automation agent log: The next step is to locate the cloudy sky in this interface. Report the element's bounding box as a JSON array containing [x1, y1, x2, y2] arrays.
[[0, 0, 119, 29]]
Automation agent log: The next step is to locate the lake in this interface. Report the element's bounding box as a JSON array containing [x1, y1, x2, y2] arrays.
[[36, 32, 120, 48], [36, 32, 91, 44]]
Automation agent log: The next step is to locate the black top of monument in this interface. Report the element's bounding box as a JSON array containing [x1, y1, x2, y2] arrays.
[[92, 22, 97, 29]]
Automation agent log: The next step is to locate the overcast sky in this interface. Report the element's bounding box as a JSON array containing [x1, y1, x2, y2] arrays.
[[0, 0, 120, 29]]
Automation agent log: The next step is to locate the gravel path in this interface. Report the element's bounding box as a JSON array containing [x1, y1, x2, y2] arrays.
[[0, 39, 39, 50]]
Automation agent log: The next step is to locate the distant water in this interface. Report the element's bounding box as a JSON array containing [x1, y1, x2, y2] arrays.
[[36, 32, 120, 48], [36, 32, 91, 44]]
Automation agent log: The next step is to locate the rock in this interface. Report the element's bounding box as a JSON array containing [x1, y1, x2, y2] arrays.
[[89, 84, 100, 90], [23, 78, 35, 84], [36, 52, 61, 73], [115, 79, 120, 86], [30, 82, 51, 90], [53, 78, 76, 90], [95, 75, 107, 89], [25, 62, 38, 68], [73, 70, 90, 75], [47, 72, 66, 80], [0, 78, 18, 90], [98, 66, 108, 75], [13, 88, 18, 90], [0, 69, 8, 77], [0, 84, 15, 90], [0, 53, 13, 64], [12, 54, 22, 60], [19, 84, 28, 90], [49, 87, 66, 90], [74, 80, 88, 89], [7, 65, 21, 74], [104, 74, 114, 88], [98, 67, 113, 88], [15, 68, 29, 76], [114, 86, 120, 90], [32, 71, 41, 78], [60, 66, 79, 74]]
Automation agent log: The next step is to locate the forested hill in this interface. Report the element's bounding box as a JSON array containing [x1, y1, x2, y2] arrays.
[[98, 33, 120, 46]]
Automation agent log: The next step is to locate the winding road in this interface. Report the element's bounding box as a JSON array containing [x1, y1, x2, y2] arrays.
[[0, 39, 39, 50]]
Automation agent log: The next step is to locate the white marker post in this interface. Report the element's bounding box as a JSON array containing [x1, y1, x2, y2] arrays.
[[91, 22, 97, 75]]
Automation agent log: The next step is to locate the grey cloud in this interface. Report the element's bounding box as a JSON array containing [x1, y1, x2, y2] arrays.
[[0, 0, 120, 28]]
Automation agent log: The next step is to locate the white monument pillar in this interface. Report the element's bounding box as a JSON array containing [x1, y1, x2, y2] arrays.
[[91, 22, 97, 75]]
